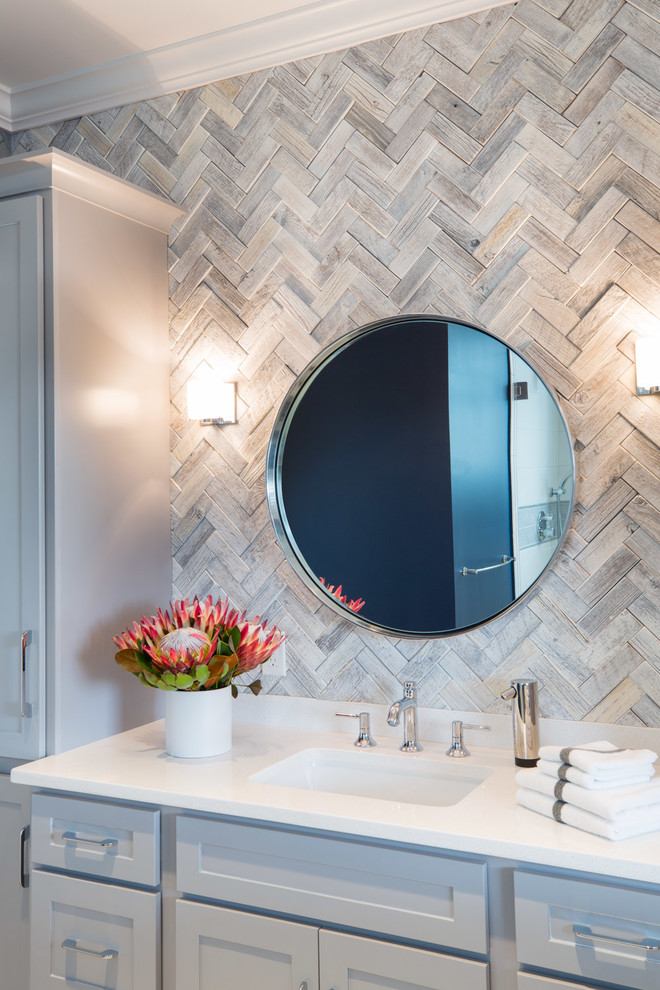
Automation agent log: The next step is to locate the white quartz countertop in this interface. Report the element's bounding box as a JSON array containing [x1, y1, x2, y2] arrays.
[[11, 718, 660, 885]]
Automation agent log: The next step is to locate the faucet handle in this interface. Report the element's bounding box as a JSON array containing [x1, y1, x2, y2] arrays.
[[446, 720, 491, 758], [336, 712, 376, 748]]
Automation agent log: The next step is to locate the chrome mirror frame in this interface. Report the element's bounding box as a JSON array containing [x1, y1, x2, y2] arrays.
[[266, 315, 575, 639]]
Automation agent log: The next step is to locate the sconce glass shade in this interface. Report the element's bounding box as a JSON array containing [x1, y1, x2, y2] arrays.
[[635, 338, 660, 395], [187, 377, 237, 424]]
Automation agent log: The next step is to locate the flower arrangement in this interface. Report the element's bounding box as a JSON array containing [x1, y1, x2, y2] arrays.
[[113, 595, 286, 696], [318, 578, 365, 613]]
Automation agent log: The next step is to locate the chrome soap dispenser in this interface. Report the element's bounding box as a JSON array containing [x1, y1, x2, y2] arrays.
[[501, 679, 539, 767]]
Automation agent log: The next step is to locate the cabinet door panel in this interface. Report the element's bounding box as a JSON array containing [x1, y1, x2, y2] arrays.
[[0, 195, 45, 760], [175, 900, 318, 990], [319, 929, 489, 990], [30, 870, 159, 990], [0, 776, 30, 990]]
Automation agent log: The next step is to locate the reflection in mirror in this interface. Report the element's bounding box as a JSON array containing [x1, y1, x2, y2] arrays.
[[266, 317, 574, 638]]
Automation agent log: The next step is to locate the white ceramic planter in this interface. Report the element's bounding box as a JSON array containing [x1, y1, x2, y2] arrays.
[[165, 687, 232, 758]]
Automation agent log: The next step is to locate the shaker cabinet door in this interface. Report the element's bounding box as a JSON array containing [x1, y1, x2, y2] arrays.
[[319, 929, 489, 990], [175, 900, 319, 990], [0, 194, 45, 760]]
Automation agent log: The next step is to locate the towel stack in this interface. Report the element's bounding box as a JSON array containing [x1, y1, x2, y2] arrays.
[[516, 740, 660, 841]]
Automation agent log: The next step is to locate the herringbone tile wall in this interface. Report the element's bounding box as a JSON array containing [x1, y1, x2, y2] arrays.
[[5, 0, 660, 725]]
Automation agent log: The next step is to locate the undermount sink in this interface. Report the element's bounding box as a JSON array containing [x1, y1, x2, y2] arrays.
[[250, 747, 493, 807]]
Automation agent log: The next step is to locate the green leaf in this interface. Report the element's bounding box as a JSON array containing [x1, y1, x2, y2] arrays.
[[135, 652, 159, 676], [142, 670, 160, 687], [208, 656, 228, 677], [175, 673, 194, 690], [217, 642, 233, 657], [231, 683, 238, 699], [161, 672, 176, 686], [156, 680, 177, 691], [115, 649, 142, 674], [194, 664, 210, 685], [228, 626, 241, 651], [248, 679, 262, 696], [138, 672, 155, 688]]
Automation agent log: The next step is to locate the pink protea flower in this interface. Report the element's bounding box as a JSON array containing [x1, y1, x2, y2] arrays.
[[113, 595, 286, 692], [319, 578, 366, 614], [144, 627, 219, 675], [233, 620, 286, 675]]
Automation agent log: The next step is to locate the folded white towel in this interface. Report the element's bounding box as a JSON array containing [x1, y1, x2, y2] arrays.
[[516, 769, 660, 820], [516, 787, 660, 841], [538, 758, 654, 789], [538, 741, 657, 778]]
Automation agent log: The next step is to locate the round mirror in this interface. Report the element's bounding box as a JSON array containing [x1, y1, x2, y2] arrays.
[[266, 316, 574, 638]]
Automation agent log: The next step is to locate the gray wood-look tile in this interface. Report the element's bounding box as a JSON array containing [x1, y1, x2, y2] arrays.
[[6, 0, 660, 723]]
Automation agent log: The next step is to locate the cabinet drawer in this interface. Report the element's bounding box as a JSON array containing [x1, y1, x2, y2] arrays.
[[177, 816, 488, 953], [515, 870, 660, 990], [32, 794, 159, 886], [30, 870, 160, 990]]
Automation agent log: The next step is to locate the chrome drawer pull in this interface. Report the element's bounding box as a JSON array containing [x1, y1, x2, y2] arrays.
[[60, 830, 118, 849], [573, 924, 660, 952], [298, 983, 308, 990], [62, 938, 118, 959], [19, 825, 30, 889], [461, 555, 514, 576], [20, 631, 32, 719]]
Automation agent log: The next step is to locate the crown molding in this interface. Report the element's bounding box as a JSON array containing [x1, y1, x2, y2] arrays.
[[0, 84, 12, 132], [3, 0, 505, 132], [0, 149, 184, 230]]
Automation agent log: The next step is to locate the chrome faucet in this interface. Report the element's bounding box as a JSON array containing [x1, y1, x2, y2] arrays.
[[387, 682, 422, 752]]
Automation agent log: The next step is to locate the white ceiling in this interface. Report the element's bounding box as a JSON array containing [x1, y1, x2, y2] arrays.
[[1, 0, 317, 89], [0, 0, 498, 133]]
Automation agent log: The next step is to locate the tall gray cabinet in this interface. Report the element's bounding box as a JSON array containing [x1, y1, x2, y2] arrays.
[[0, 191, 44, 761], [0, 148, 182, 988]]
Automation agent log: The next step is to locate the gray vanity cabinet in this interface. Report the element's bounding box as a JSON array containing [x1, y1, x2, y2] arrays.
[[0, 149, 181, 761], [24, 791, 660, 990]]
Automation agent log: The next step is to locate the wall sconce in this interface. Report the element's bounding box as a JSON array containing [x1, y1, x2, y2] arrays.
[[635, 338, 660, 395], [187, 376, 237, 425]]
